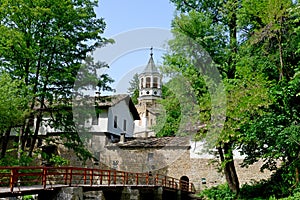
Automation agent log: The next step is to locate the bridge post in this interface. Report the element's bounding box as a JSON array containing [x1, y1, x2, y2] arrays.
[[90, 169, 93, 186], [9, 169, 18, 193], [69, 168, 73, 186], [42, 167, 47, 189], [64, 168, 68, 185]]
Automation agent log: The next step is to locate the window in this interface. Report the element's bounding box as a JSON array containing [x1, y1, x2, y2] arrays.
[[92, 113, 99, 125], [146, 77, 151, 88], [148, 153, 154, 162], [141, 78, 144, 88], [123, 119, 127, 131], [153, 77, 158, 88], [114, 116, 118, 128]]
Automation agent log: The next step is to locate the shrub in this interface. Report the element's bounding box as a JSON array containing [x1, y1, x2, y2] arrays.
[[198, 184, 236, 200]]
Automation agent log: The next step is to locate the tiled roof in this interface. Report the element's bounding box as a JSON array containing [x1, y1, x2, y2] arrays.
[[98, 94, 140, 120], [95, 94, 128, 107], [140, 53, 160, 75], [108, 136, 190, 148]]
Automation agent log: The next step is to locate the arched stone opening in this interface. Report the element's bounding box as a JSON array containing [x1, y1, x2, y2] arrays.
[[180, 175, 189, 191]]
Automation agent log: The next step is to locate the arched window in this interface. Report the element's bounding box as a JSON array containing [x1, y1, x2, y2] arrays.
[[153, 77, 158, 88], [140, 78, 144, 88], [180, 176, 189, 191], [146, 77, 151, 88]]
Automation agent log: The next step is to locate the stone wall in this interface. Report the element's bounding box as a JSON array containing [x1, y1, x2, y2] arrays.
[[167, 151, 273, 192], [54, 135, 273, 193]]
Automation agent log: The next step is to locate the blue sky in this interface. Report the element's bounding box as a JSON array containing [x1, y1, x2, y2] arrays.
[[93, 0, 176, 94], [96, 0, 175, 36]]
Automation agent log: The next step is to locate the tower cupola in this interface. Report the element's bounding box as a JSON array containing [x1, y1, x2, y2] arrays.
[[138, 48, 162, 100]]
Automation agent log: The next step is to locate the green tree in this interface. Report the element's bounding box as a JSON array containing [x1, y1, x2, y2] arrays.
[[166, 0, 272, 194], [0, 0, 111, 161], [127, 73, 139, 104], [0, 73, 30, 159], [168, 0, 240, 194], [239, 0, 300, 190]]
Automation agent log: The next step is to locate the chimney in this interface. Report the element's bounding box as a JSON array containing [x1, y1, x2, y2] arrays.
[[95, 91, 100, 97], [120, 133, 126, 143]]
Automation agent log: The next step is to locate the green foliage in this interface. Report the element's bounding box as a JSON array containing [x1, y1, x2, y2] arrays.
[[75, 56, 115, 93], [199, 184, 236, 200], [153, 73, 203, 137], [0, 0, 112, 161], [0, 73, 30, 131], [131, 89, 139, 105], [166, 0, 274, 194], [200, 172, 300, 200], [154, 85, 181, 137], [22, 195, 35, 200], [167, 0, 300, 197], [49, 155, 69, 166], [239, 166, 298, 199], [127, 73, 139, 103], [0, 152, 34, 166]]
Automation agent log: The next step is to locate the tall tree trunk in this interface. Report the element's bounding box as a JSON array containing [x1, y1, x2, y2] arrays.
[[28, 112, 42, 157], [28, 39, 56, 157], [277, 30, 284, 81], [21, 117, 33, 151], [296, 167, 299, 185], [218, 144, 240, 194], [1, 127, 12, 159], [227, 0, 238, 79], [18, 125, 25, 159]]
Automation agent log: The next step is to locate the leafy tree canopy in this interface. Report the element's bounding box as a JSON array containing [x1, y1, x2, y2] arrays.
[[0, 0, 112, 162]]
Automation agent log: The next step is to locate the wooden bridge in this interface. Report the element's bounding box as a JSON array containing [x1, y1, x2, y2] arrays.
[[0, 166, 196, 198]]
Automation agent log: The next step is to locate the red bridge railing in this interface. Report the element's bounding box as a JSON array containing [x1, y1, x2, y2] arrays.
[[0, 166, 195, 194]]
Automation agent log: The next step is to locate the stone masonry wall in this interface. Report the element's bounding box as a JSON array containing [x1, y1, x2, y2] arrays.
[[54, 135, 274, 194], [167, 151, 273, 192]]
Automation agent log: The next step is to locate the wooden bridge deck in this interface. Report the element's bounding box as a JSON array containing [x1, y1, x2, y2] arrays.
[[0, 166, 195, 196]]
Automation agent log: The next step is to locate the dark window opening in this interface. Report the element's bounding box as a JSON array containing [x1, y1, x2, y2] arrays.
[[141, 78, 144, 88], [114, 116, 118, 128], [153, 77, 158, 88], [123, 119, 127, 131]]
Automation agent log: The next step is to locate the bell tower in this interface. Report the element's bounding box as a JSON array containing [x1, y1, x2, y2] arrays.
[[134, 48, 162, 137], [138, 47, 162, 101]]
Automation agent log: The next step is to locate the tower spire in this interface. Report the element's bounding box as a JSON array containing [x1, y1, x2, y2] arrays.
[[150, 46, 153, 57]]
